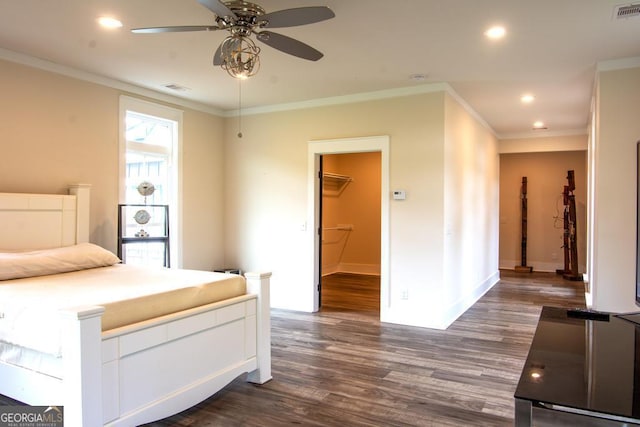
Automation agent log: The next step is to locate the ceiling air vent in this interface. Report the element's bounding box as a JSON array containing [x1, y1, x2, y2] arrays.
[[164, 83, 189, 92], [614, 3, 640, 19]]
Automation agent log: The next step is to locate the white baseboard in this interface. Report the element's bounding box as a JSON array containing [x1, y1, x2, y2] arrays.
[[321, 262, 380, 276], [500, 259, 586, 274], [381, 270, 501, 330], [440, 270, 501, 329]]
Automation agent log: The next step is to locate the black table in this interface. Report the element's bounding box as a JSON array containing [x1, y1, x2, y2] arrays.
[[515, 306, 640, 426]]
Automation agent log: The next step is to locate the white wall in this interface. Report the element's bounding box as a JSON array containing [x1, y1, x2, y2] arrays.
[[590, 64, 640, 312], [443, 93, 500, 327]]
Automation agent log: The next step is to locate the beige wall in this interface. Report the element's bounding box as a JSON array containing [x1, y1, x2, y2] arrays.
[[499, 150, 587, 272], [321, 152, 381, 275], [591, 65, 640, 312], [224, 90, 500, 328], [180, 108, 227, 269], [0, 59, 226, 270], [0, 60, 119, 247], [0, 56, 503, 328], [223, 94, 448, 320]]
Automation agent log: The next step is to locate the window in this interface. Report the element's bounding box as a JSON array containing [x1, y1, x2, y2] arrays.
[[119, 96, 182, 267]]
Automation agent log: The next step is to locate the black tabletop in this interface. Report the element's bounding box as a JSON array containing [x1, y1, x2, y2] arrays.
[[515, 306, 640, 419]]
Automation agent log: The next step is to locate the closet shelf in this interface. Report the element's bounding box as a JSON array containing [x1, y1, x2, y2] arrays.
[[323, 224, 353, 231], [323, 172, 353, 196]]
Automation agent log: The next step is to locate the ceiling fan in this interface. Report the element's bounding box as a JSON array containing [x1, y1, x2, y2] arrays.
[[132, 0, 335, 78]]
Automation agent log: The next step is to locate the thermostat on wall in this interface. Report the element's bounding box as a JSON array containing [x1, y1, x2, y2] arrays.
[[393, 190, 406, 200]]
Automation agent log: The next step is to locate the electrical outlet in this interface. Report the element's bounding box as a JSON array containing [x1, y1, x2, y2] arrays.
[[551, 252, 558, 260], [401, 289, 409, 300]]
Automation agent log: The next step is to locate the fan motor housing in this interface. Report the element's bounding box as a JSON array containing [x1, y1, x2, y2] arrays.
[[221, 1, 265, 35], [225, 1, 265, 18]]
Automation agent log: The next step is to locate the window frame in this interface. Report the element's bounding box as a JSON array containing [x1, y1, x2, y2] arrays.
[[119, 95, 183, 267]]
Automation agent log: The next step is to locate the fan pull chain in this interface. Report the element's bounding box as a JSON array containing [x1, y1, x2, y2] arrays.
[[237, 78, 243, 138]]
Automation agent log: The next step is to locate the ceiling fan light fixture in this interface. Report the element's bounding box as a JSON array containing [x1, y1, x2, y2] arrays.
[[219, 35, 261, 79]]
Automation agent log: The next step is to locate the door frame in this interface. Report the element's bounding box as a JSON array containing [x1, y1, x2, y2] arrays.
[[307, 136, 390, 315]]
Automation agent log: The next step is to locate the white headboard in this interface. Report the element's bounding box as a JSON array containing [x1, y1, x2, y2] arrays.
[[0, 184, 91, 250]]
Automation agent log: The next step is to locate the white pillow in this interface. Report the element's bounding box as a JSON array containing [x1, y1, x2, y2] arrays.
[[0, 243, 121, 281]]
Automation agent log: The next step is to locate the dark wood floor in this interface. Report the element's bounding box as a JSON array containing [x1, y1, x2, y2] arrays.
[[1, 270, 586, 426], [320, 272, 381, 314]]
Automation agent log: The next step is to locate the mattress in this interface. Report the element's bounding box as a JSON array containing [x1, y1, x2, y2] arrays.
[[0, 264, 245, 357]]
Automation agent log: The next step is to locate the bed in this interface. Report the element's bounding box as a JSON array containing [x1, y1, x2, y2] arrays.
[[0, 185, 271, 426]]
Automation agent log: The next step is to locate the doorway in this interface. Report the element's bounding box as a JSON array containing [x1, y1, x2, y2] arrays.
[[320, 152, 381, 313], [307, 136, 390, 318]]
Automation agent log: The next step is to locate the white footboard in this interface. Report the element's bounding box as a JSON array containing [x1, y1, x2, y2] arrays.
[[34, 272, 271, 427], [60, 306, 105, 427]]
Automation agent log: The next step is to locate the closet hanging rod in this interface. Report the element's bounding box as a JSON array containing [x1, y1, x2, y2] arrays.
[[323, 225, 353, 231]]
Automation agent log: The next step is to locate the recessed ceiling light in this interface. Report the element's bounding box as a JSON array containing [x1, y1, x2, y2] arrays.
[[521, 94, 535, 103], [533, 121, 547, 130], [484, 26, 506, 39], [98, 16, 123, 29]]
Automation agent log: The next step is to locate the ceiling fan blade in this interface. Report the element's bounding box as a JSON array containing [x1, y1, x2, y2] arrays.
[[256, 31, 323, 61], [197, 0, 237, 19], [132, 25, 218, 33], [259, 6, 335, 28]]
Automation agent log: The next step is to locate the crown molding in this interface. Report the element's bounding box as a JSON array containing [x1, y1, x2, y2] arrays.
[[499, 128, 588, 140], [223, 82, 453, 117], [1, 47, 593, 140], [224, 82, 499, 138], [442, 84, 498, 138], [597, 55, 640, 72], [1, 47, 471, 120], [0, 47, 494, 130], [0, 47, 224, 116]]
